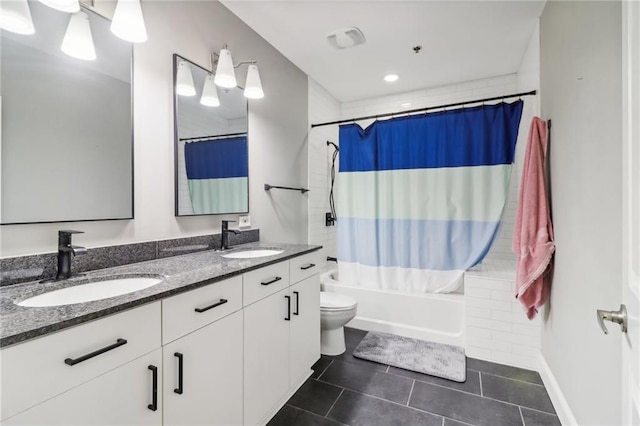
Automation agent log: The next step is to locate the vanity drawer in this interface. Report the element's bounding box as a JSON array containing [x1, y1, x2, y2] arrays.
[[290, 251, 324, 284], [0, 301, 161, 422], [243, 262, 290, 306], [162, 275, 242, 344]]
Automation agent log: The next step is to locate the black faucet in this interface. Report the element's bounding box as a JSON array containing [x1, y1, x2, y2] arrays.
[[221, 220, 241, 250], [56, 230, 87, 280]]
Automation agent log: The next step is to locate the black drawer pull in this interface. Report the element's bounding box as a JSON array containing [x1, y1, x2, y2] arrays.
[[64, 338, 127, 366], [148, 365, 158, 411], [293, 291, 300, 316], [284, 295, 291, 321], [195, 298, 228, 313], [174, 352, 184, 395], [261, 276, 282, 286], [300, 263, 316, 270]]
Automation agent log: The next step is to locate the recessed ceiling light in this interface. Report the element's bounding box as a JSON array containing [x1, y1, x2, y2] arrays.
[[384, 74, 399, 83]]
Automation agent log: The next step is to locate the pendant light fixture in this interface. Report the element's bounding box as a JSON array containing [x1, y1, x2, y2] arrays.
[[38, 0, 79, 13], [0, 0, 35, 35], [213, 45, 264, 99], [243, 64, 264, 99], [213, 48, 237, 89], [200, 74, 220, 107], [110, 0, 147, 43], [176, 60, 196, 96], [61, 11, 96, 60]]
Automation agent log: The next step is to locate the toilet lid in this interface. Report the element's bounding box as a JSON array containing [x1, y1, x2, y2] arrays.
[[320, 292, 357, 310]]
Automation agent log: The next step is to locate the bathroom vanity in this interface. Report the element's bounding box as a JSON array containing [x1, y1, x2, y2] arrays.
[[0, 243, 323, 426]]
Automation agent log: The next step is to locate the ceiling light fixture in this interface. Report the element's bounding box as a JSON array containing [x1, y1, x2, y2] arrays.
[[0, 0, 35, 35], [384, 74, 399, 82], [176, 60, 196, 96], [61, 11, 96, 60], [213, 44, 264, 99], [38, 0, 79, 13], [110, 0, 147, 43]]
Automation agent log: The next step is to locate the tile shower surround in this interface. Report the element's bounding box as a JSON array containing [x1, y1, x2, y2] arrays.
[[0, 230, 259, 286]]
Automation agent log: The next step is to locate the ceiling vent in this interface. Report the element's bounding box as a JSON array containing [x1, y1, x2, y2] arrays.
[[326, 27, 366, 49]]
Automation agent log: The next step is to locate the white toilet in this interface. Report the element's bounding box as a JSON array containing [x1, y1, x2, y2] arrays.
[[320, 291, 358, 356]]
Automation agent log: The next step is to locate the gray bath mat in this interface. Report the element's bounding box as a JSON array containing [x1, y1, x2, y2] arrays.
[[353, 331, 466, 382]]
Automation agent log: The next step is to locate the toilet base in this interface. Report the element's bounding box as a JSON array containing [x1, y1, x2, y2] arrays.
[[321, 327, 347, 356]]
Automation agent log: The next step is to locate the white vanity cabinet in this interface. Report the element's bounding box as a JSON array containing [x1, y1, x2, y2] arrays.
[[162, 276, 243, 426], [243, 251, 322, 426], [0, 302, 162, 425]]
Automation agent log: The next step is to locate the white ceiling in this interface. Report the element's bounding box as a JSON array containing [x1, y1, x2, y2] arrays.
[[221, 1, 546, 103]]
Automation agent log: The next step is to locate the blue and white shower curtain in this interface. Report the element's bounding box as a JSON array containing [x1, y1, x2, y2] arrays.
[[337, 101, 523, 293], [184, 136, 248, 214]]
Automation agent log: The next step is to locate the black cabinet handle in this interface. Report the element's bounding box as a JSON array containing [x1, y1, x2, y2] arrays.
[[174, 352, 184, 395], [300, 263, 316, 270], [64, 338, 127, 366], [293, 291, 300, 316], [261, 276, 282, 286], [195, 298, 228, 313], [284, 295, 291, 321], [148, 365, 158, 411]]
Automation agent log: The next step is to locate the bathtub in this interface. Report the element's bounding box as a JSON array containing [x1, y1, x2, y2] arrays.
[[320, 269, 465, 347]]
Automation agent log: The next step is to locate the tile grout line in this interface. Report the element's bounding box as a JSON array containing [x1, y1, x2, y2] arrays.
[[407, 379, 416, 406], [519, 406, 526, 426], [287, 404, 349, 426], [479, 371, 546, 388], [324, 388, 345, 419], [316, 359, 334, 381]]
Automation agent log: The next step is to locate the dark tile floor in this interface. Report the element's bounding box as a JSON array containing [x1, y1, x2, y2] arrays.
[[268, 328, 561, 426]]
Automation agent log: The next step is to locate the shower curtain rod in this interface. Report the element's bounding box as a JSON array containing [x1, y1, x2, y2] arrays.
[[179, 132, 247, 142], [310, 89, 537, 129]]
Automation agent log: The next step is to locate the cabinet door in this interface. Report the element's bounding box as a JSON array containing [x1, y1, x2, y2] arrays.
[[4, 349, 163, 426], [243, 288, 290, 426], [163, 310, 243, 426], [289, 276, 320, 386]]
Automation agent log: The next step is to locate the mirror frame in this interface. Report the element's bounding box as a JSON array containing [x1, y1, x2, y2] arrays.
[[172, 53, 250, 217]]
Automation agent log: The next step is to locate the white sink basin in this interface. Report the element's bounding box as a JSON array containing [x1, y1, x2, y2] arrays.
[[17, 277, 163, 307], [222, 249, 283, 259]]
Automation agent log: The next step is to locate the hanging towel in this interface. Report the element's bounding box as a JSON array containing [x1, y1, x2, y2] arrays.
[[513, 117, 555, 319]]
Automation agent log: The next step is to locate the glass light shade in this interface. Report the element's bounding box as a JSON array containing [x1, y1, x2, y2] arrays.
[[200, 74, 220, 107], [244, 64, 264, 99], [214, 49, 237, 88], [176, 61, 196, 96], [110, 0, 147, 43], [61, 12, 96, 61], [38, 0, 79, 13], [0, 0, 35, 35]]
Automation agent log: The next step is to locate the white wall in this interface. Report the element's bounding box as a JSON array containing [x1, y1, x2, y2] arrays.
[[1, 1, 309, 257], [540, 2, 622, 424], [307, 79, 340, 262]]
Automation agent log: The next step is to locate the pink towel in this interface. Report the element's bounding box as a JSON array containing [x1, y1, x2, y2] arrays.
[[513, 117, 555, 319]]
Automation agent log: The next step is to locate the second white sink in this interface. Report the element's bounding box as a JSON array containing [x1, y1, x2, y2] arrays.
[[17, 277, 163, 307], [222, 249, 283, 259]]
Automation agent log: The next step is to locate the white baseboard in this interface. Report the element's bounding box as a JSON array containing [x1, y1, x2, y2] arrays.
[[538, 354, 578, 425]]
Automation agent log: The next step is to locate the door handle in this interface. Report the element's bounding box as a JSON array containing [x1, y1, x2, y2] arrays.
[[596, 304, 628, 334]]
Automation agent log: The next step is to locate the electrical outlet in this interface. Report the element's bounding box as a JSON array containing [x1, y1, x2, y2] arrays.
[[238, 215, 251, 228], [325, 212, 335, 227]]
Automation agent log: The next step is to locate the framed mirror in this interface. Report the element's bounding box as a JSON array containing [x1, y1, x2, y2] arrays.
[[173, 54, 249, 216], [1, 1, 133, 224]]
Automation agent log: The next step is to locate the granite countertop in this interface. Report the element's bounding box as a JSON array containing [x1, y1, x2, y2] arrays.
[[0, 242, 322, 348]]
